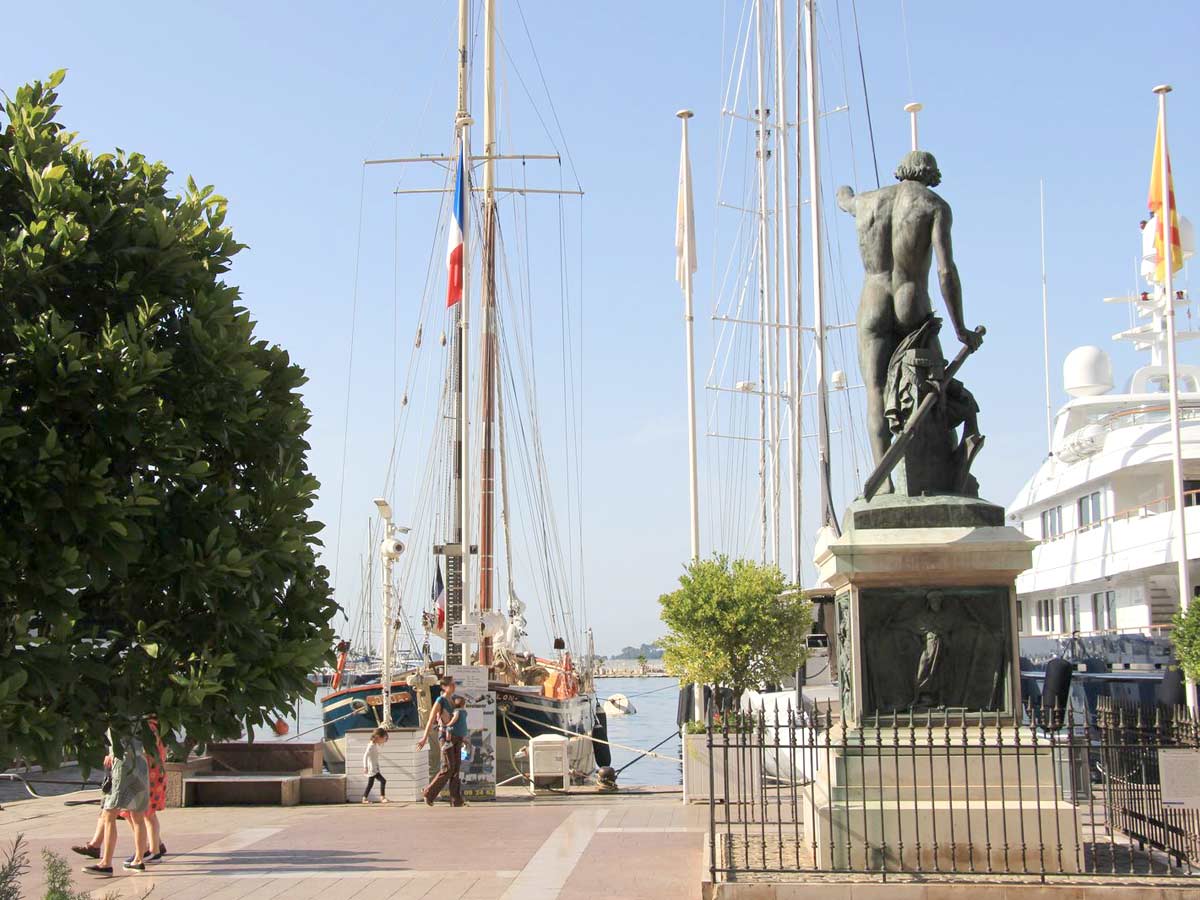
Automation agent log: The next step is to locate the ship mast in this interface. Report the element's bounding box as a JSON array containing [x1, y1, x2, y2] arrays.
[[753, 0, 774, 564], [478, 0, 498, 668], [774, 0, 798, 584], [803, 0, 837, 533], [446, 0, 473, 666]]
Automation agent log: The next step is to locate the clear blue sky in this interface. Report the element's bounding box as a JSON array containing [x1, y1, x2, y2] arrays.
[[4, 1, 1198, 655]]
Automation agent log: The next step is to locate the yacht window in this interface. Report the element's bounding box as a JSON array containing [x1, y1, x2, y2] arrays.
[[1036, 597, 1054, 632], [1059, 595, 1079, 633], [1090, 591, 1117, 631], [1040, 506, 1063, 540], [1077, 492, 1102, 529], [1185, 480, 1200, 508], [1016, 600, 1024, 635]]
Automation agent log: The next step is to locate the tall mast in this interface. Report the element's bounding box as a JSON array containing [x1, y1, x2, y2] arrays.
[[446, 0, 473, 667], [774, 0, 798, 583], [793, 0, 805, 582], [477, 0, 499, 667], [803, 0, 835, 532], [754, 0, 773, 564]]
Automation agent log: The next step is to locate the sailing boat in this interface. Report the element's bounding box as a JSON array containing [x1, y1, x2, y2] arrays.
[[321, 0, 598, 782]]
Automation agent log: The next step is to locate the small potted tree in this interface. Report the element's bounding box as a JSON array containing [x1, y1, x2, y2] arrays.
[[1170, 600, 1200, 705], [659, 555, 810, 803]]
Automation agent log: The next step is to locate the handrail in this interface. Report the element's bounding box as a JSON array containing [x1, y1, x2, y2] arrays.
[[1035, 488, 1200, 544], [1019, 624, 1175, 641]]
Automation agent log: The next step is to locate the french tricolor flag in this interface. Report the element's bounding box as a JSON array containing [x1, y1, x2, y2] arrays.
[[446, 143, 466, 307]]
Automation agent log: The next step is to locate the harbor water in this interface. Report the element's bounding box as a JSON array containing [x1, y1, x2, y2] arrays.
[[253, 675, 682, 786]]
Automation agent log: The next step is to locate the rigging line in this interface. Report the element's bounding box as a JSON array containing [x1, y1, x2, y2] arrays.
[[576, 190, 587, 627], [848, 0, 880, 188], [331, 165, 369, 612], [512, 0, 582, 191], [828, 1, 860, 190], [493, 242, 565, 648], [556, 184, 583, 635], [381, 150, 456, 501], [393, 194, 399, 445], [493, 27, 562, 163], [899, 0, 915, 101], [713, 0, 757, 316]]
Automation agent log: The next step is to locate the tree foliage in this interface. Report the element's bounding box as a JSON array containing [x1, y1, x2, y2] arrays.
[[1172, 599, 1200, 684], [0, 73, 337, 768], [658, 555, 811, 696]]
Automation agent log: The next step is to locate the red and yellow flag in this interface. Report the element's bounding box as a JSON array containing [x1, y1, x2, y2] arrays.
[[1148, 108, 1184, 284]]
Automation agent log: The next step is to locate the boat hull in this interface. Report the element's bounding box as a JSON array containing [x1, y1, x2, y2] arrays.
[[320, 681, 425, 766], [494, 686, 597, 783]]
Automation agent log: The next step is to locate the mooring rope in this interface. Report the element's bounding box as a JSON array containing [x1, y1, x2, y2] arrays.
[[503, 710, 683, 764]]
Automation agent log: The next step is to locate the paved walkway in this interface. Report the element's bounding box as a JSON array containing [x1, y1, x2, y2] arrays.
[[2, 786, 705, 899]]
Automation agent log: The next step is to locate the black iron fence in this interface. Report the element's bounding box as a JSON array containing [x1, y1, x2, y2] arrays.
[[706, 699, 1200, 883]]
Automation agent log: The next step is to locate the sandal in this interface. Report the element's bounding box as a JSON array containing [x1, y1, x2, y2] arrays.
[[71, 845, 100, 859]]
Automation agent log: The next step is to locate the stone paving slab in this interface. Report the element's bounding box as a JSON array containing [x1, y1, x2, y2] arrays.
[[2, 786, 704, 900]]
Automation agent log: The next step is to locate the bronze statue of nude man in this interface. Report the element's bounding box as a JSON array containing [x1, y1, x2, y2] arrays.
[[836, 151, 981, 471]]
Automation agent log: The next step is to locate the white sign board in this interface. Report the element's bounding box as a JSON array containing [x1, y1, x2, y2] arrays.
[[1159, 749, 1200, 807], [451, 623, 480, 645], [445, 664, 496, 801]]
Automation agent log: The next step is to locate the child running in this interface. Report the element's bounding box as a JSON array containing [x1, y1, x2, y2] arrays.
[[362, 727, 389, 804]]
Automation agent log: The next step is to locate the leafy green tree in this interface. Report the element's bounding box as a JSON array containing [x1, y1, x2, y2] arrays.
[[659, 555, 811, 696], [0, 72, 336, 768], [1172, 600, 1200, 684]]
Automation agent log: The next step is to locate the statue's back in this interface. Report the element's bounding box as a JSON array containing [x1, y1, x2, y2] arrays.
[[890, 181, 942, 283]]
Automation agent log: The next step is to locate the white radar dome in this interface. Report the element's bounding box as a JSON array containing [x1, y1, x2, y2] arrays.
[[1063, 346, 1113, 398]]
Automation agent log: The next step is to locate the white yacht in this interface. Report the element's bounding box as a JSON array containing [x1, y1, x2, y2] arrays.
[[1008, 216, 1197, 675]]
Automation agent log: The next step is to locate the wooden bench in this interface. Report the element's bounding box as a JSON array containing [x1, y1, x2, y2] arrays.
[[182, 773, 301, 807]]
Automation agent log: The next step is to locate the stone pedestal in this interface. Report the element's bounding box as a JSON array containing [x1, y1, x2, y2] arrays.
[[806, 494, 1078, 873], [814, 495, 1035, 728], [802, 725, 1080, 873]]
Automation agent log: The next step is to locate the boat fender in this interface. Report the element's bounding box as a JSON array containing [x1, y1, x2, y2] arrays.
[[677, 683, 693, 728], [591, 710, 612, 768], [1042, 657, 1073, 731], [1158, 668, 1185, 709]]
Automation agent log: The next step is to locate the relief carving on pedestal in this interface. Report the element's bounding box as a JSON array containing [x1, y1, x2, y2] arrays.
[[859, 586, 1010, 715]]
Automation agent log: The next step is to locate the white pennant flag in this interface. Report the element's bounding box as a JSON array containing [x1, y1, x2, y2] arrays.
[[675, 118, 697, 284]]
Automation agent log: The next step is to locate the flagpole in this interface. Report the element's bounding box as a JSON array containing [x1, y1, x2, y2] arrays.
[[678, 109, 700, 565], [676, 109, 704, 730], [1153, 83, 1194, 710], [1040, 180, 1053, 455]]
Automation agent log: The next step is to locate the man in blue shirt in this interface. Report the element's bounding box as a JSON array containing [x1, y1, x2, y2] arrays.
[[418, 675, 468, 806]]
